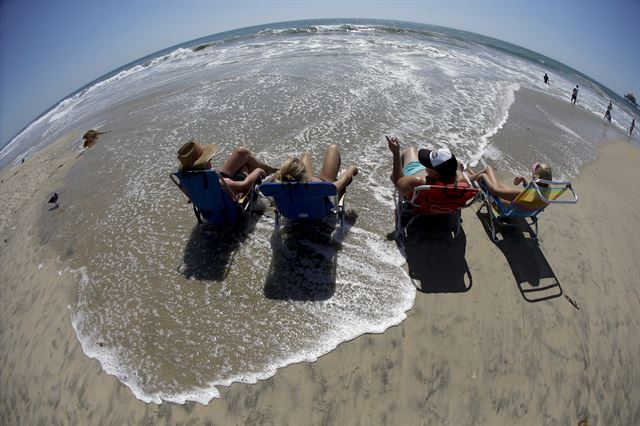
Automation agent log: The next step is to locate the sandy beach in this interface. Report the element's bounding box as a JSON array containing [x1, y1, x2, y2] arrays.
[[1, 128, 639, 425]]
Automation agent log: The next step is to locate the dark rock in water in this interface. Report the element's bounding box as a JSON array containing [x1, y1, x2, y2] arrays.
[[48, 192, 59, 204], [83, 129, 110, 148]]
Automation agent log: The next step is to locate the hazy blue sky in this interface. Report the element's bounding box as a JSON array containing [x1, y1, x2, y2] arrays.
[[1, 0, 638, 147]]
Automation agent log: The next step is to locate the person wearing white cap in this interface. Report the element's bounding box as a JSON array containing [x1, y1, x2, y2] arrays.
[[387, 135, 461, 197]]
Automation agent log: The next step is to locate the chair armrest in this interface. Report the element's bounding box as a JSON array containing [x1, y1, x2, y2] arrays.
[[169, 172, 182, 189], [532, 179, 578, 204]]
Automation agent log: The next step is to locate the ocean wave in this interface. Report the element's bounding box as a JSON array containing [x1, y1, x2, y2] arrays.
[[256, 23, 448, 41]]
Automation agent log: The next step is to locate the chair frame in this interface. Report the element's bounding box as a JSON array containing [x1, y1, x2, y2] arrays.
[[479, 178, 578, 242]]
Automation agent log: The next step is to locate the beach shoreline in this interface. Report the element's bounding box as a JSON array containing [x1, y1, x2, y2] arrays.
[[2, 106, 640, 424]]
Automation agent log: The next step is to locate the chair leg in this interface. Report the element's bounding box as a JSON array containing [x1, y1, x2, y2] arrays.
[[531, 217, 539, 240], [274, 210, 280, 231], [453, 210, 461, 238], [396, 192, 404, 237], [485, 199, 498, 242], [404, 215, 417, 237]]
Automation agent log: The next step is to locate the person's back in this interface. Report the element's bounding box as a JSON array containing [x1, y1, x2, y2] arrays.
[[272, 145, 358, 198], [387, 136, 461, 198]]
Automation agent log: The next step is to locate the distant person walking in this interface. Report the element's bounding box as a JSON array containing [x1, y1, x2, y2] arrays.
[[631, 119, 636, 136], [603, 101, 612, 122], [543, 73, 549, 84], [570, 85, 579, 104]]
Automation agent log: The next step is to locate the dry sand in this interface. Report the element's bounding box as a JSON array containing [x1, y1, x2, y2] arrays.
[[1, 134, 639, 425]]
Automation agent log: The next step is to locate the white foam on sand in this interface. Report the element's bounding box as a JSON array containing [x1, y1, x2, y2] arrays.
[[68, 223, 414, 404]]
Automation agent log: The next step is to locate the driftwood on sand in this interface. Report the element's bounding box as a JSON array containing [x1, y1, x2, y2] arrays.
[[83, 130, 110, 148]]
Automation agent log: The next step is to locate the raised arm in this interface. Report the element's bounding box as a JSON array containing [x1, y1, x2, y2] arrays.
[[386, 135, 403, 184]]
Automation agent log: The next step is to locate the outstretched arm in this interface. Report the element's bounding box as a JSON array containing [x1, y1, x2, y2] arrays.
[[223, 168, 265, 199], [334, 165, 358, 195]]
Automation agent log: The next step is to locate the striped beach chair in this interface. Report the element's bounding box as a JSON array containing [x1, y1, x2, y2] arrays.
[[479, 178, 578, 242]]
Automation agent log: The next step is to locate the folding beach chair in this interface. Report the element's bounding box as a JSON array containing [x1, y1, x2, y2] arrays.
[[258, 181, 345, 233], [170, 169, 257, 226], [395, 178, 480, 237], [479, 178, 578, 242]]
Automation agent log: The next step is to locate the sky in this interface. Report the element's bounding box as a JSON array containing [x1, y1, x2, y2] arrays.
[[1, 0, 639, 148]]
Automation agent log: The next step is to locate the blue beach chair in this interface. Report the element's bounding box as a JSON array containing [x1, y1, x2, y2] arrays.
[[479, 178, 578, 242], [170, 169, 256, 226], [258, 181, 346, 233]]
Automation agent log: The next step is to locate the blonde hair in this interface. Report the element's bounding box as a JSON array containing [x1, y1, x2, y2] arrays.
[[274, 157, 308, 183], [533, 163, 552, 181]]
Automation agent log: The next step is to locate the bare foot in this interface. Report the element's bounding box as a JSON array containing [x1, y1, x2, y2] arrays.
[[465, 164, 477, 180]]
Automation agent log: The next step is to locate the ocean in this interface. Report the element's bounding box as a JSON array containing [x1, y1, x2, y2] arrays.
[[4, 19, 638, 404]]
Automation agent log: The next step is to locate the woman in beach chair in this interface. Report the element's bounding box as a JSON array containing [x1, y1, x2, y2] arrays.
[[465, 162, 552, 205], [387, 136, 478, 236], [259, 144, 358, 231], [467, 162, 577, 241], [387, 135, 461, 195], [273, 144, 358, 195], [171, 139, 277, 225], [177, 139, 277, 199]]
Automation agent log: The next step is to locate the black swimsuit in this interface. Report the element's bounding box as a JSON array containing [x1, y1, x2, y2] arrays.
[[219, 170, 248, 181]]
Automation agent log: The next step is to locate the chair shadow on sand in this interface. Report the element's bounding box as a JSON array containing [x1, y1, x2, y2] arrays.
[[476, 209, 563, 302], [395, 214, 473, 294], [263, 211, 358, 301], [180, 207, 264, 282]]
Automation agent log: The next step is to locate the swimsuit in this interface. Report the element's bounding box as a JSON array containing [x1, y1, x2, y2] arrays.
[[403, 161, 426, 177], [219, 170, 249, 181]]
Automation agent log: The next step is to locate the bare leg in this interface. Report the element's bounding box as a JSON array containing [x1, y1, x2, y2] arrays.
[[402, 145, 420, 167], [300, 152, 314, 178], [466, 164, 499, 184], [318, 144, 341, 182], [468, 165, 519, 201], [218, 147, 277, 177], [480, 165, 500, 186]]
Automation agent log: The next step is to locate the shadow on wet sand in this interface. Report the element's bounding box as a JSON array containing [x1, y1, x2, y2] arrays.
[[395, 214, 473, 294], [180, 209, 263, 281], [263, 212, 358, 301]]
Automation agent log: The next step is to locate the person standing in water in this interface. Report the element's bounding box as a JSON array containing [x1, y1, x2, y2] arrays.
[[543, 73, 549, 84], [631, 119, 636, 136], [603, 101, 612, 122], [570, 85, 579, 104]]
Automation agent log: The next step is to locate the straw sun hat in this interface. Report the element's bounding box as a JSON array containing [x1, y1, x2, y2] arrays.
[[177, 139, 219, 170]]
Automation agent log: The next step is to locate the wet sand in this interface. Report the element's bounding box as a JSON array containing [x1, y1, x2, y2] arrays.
[[2, 127, 640, 424]]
